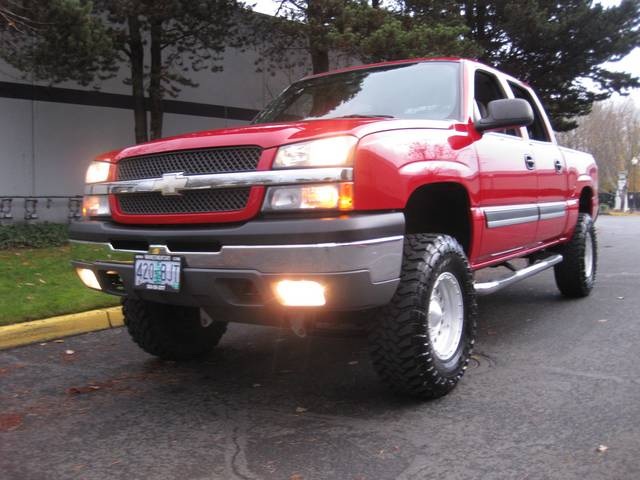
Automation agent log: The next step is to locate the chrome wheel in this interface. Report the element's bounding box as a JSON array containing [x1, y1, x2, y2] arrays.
[[584, 231, 594, 280], [428, 272, 464, 361]]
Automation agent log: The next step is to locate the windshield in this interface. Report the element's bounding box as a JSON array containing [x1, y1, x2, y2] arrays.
[[253, 61, 461, 124]]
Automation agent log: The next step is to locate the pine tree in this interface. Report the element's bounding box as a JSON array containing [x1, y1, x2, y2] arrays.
[[1, 0, 242, 143], [459, 0, 640, 130]]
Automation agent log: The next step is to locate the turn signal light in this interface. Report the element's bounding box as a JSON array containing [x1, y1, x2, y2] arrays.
[[263, 182, 354, 212], [82, 195, 110, 218]]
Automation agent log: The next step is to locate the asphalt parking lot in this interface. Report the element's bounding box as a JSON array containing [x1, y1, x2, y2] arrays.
[[1, 215, 639, 480]]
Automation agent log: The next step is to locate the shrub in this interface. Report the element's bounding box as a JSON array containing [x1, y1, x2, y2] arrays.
[[0, 223, 69, 249]]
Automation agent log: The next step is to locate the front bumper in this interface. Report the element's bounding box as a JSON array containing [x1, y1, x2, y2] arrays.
[[70, 213, 404, 312]]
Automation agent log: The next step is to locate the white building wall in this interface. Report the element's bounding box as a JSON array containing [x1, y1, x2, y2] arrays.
[[0, 44, 311, 223]]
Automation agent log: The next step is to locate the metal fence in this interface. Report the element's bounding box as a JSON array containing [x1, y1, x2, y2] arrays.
[[0, 196, 82, 222]]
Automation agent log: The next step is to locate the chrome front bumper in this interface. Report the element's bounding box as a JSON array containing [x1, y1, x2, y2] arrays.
[[70, 235, 403, 311]]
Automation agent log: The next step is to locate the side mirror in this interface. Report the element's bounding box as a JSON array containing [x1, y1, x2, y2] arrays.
[[474, 98, 534, 133]]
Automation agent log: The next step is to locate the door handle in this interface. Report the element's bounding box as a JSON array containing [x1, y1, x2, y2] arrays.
[[525, 154, 535, 170], [554, 159, 563, 173]]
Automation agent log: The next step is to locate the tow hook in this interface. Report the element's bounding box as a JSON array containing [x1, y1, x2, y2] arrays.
[[288, 315, 308, 338]]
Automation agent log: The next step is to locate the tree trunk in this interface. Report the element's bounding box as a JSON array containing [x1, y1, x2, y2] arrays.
[[463, 0, 491, 63], [127, 15, 148, 144], [310, 46, 329, 74], [307, 0, 330, 74], [149, 18, 163, 140]]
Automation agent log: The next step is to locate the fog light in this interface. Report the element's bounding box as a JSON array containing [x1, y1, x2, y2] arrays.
[[76, 268, 102, 290], [274, 280, 326, 307]]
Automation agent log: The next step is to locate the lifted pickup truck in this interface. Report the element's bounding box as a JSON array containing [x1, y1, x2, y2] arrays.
[[70, 58, 598, 399]]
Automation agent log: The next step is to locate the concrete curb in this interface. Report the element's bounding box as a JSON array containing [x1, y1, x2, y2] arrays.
[[0, 306, 123, 350]]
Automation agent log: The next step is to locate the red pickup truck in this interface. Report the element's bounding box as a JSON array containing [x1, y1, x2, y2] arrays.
[[70, 58, 598, 399]]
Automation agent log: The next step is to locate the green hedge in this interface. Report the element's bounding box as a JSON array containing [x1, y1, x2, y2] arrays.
[[0, 223, 69, 249]]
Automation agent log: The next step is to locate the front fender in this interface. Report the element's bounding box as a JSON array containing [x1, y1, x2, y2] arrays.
[[353, 128, 480, 210]]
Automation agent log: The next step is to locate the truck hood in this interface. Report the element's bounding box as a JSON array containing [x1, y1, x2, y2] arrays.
[[111, 118, 455, 161]]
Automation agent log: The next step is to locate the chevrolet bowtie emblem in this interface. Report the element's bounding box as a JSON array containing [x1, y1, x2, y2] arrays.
[[153, 172, 188, 196]]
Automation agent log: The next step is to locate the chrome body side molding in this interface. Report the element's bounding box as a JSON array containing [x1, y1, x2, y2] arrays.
[[538, 202, 567, 220], [482, 201, 568, 228]]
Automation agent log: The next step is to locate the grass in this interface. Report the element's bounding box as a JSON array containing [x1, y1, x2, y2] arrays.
[[0, 245, 119, 326]]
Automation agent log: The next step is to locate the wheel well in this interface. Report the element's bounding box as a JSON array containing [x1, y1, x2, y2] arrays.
[[579, 187, 593, 216], [404, 183, 472, 254]]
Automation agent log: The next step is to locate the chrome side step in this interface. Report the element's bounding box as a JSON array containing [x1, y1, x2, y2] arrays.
[[474, 254, 563, 296]]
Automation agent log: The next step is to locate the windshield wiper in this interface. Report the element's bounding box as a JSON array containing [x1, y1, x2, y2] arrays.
[[329, 114, 395, 119]]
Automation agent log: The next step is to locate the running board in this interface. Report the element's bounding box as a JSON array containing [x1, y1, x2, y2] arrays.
[[474, 254, 563, 296]]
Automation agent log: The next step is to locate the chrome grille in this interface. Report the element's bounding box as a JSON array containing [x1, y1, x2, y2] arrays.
[[117, 189, 250, 215], [116, 147, 262, 181]]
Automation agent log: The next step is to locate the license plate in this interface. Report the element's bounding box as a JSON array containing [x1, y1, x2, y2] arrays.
[[134, 254, 182, 292]]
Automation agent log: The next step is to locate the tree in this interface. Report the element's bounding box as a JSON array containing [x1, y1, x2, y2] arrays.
[[557, 99, 640, 192], [1, 1, 117, 86], [99, 0, 240, 142], [255, 0, 479, 76], [329, 0, 480, 63], [0, 0, 242, 143], [259, 0, 639, 133], [455, 0, 640, 131]]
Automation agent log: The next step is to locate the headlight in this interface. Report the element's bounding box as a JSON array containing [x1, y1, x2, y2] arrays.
[[85, 161, 112, 184], [273, 136, 357, 168], [82, 195, 111, 217], [263, 182, 353, 211]]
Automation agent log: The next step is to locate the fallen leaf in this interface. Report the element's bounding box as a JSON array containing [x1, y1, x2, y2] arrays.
[[596, 445, 608, 453], [67, 385, 101, 395], [23, 282, 35, 286], [38, 278, 46, 284], [295, 407, 307, 413], [290, 474, 304, 480], [0, 413, 23, 432]]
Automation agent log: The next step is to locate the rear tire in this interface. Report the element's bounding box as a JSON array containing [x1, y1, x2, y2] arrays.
[[368, 234, 477, 399], [554, 213, 597, 298], [123, 299, 227, 361]]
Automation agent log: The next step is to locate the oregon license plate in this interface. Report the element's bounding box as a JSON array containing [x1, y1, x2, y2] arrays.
[[134, 254, 182, 292]]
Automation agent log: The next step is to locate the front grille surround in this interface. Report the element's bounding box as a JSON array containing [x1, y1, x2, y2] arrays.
[[117, 188, 251, 215], [116, 146, 262, 181]]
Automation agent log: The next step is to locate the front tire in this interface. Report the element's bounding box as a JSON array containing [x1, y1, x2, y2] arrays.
[[369, 234, 477, 399], [123, 299, 228, 361], [553, 213, 597, 298]]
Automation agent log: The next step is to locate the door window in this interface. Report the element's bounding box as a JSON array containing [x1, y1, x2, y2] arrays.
[[474, 71, 520, 137], [508, 82, 551, 142]]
